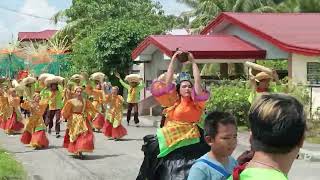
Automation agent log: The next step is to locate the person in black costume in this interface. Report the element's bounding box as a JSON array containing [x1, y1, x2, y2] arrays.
[[136, 51, 210, 180]]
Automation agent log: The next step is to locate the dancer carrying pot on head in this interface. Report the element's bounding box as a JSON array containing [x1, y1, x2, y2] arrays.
[[20, 93, 49, 149], [102, 86, 127, 140], [85, 72, 107, 132], [62, 86, 97, 159], [246, 62, 280, 104], [137, 51, 210, 180], [115, 72, 144, 127], [37, 73, 54, 123], [44, 76, 64, 138], [21, 76, 37, 118]]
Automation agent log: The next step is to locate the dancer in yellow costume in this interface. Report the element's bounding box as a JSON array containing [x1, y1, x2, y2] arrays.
[[20, 93, 49, 149], [116, 73, 145, 126], [102, 86, 127, 140], [62, 86, 97, 159], [0, 81, 10, 130], [2, 88, 24, 134], [85, 72, 106, 132]]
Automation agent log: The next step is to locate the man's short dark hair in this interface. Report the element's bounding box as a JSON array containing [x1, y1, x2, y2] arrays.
[[249, 93, 306, 154], [204, 111, 237, 138]]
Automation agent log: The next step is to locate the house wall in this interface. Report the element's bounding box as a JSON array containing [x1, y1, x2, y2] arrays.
[[291, 54, 320, 112], [132, 50, 171, 101], [291, 54, 320, 84], [144, 50, 171, 97], [216, 24, 289, 59]]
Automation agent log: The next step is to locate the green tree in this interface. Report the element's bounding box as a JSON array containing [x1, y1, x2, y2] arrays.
[[176, 0, 277, 77], [53, 0, 178, 76], [277, 0, 320, 12], [94, 19, 157, 75], [177, 0, 277, 32]]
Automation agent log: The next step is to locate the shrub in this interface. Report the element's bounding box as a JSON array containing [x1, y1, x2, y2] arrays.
[[205, 78, 310, 128], [206, 80, 251, 126]]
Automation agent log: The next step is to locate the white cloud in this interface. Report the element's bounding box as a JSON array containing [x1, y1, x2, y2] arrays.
[[0, 0, 65, 45]]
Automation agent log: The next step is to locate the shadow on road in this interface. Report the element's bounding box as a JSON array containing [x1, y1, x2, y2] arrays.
[[47, 145, 63, 149], [71, 154, 124, 160], [12, 150, 34, 154], [116, 138, 143, 141], [130, 125, 155, 129]]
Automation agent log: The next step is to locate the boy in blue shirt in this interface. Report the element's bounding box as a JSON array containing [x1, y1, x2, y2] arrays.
[[188, 111, 238, 180]]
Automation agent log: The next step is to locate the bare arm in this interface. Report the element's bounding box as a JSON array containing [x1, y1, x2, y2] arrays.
[[165, 51, 180, 85], [249, 68, 257, 90], [189, 53, 202, 95]]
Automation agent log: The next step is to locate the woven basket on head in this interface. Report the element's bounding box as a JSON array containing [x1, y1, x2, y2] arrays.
[[90, 72, 106, 83], [45, 76, 64, 86], [125, 74, 142, 83], [21, 77, 36, 86]]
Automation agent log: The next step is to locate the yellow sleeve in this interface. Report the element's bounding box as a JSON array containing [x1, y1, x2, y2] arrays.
[[61, 100, 73, 120], [21, 101, 31, 111], [85, 85, 101, 96], [85, 100, 98, 115], [104, 94, 110, 103], [39, 102, 48, 115], [118, 95, 124, 103]]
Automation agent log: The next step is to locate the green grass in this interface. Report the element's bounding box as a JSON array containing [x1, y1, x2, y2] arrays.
[[306, 136, 320, 144], [0, 148, 26, 180]]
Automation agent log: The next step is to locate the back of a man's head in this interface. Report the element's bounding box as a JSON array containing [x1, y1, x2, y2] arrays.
[[249, 93, 306, 154]]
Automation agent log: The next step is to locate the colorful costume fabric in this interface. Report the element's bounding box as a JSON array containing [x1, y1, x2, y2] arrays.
[[2, 96, 24, 134], [20, 101, 49, 149], [119, 79, 145, 124], [48, 86, 64, 111], [119, 79, 145, 104], [0, 95, 10, 129], [46, 86, 63, 135], [23, 85, 35, 101], [151, 80, 209, 158], [85, 85, 105, 130], [102, 94, 127, 139], [63, 88, 74, 106], [62, 98, 96, 154]]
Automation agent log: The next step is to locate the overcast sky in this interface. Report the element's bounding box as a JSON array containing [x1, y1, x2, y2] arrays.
[[0, 0, 190, 46]]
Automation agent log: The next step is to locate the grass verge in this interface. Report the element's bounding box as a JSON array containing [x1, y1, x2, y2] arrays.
[[0, 148, 26, 180]]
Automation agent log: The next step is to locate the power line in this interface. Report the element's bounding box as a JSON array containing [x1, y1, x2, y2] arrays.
[[0, 5, 65, 22]]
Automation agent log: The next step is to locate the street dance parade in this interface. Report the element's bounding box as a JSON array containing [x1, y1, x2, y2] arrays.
[[1, 0, 320, 180]]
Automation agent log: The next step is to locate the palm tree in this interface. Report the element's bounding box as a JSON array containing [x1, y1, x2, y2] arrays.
[[177, 0, 277, 32], [277, 0, 320, 12], [176, 0, 278, 78]]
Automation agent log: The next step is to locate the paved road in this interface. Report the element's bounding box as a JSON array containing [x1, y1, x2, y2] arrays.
[[0, 116, 320, 180]]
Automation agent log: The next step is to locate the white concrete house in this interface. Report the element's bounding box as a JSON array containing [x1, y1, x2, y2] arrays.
[[131, 12, 320, 114]]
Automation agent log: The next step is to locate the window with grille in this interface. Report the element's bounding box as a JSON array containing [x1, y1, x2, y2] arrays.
[[307, 62, 320, 84]]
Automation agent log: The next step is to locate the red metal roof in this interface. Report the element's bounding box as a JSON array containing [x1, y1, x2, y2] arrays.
[[131, 35, 266, 60], [201, 12, 320, 56], [18, 30, 58, 41]]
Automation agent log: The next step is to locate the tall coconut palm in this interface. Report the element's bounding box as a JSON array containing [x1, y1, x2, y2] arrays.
[[177, 0, 277, 32], [177, 0, 278, 78], [277, 0, 320, 12]]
